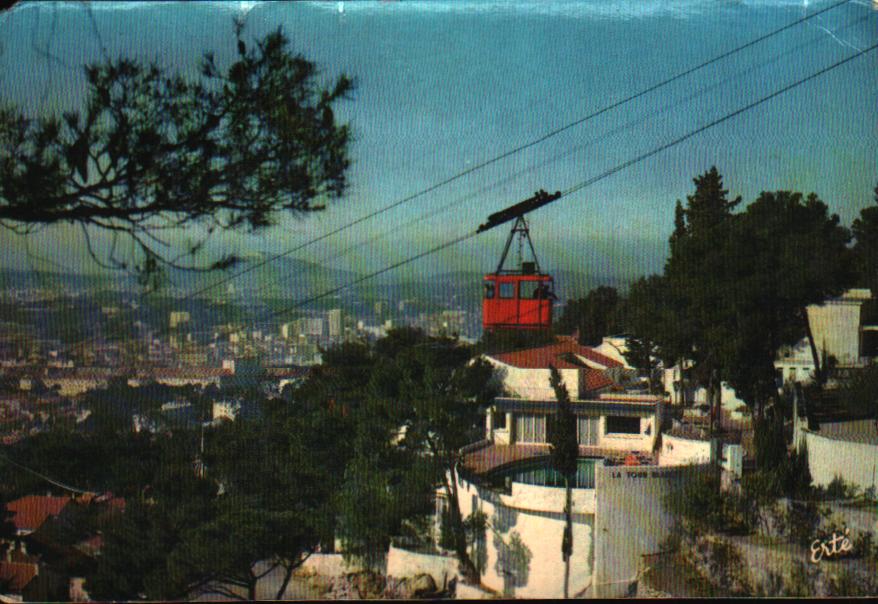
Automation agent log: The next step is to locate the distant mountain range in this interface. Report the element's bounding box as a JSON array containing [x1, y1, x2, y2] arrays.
[[0, 261, 634, 304]]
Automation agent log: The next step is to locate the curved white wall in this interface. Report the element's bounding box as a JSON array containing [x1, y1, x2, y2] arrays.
[[455, 474, 594, 598]]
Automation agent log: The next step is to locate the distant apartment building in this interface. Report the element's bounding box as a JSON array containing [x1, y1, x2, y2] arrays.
[[436, 310, 467, 336], [327, 309, 344, 338], [212, 400, 241, 423], [42, 367, 118, 397], [129, 367, 231, 389], [286, 317, 324, 338], [169, 311, 190, 330]]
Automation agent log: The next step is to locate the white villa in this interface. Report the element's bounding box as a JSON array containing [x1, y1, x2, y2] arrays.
[[438, 337, 726, 598]]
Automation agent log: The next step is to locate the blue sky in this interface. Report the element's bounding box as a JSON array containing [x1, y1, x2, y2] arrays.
[[0, 0, 876, 285]]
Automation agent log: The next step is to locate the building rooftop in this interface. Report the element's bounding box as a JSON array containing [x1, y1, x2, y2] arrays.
[[487, 338, 623, 371], [7, 495, 70, 533], [0, 560, 38, 593], [808, 419, 878, 446], [264, 366, 310, 379], [142, 367, 232, 379]]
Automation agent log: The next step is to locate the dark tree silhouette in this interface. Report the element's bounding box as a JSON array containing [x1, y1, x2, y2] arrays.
[[555, 286, 623, 346], [548, 365, 577, 599], [0, 20, 352, 286], [851, 183, 878, 294]]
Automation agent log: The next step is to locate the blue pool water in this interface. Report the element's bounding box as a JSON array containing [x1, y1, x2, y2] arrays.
[[494, 457, 597, 489]]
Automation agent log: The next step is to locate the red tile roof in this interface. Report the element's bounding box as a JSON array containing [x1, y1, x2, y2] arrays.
[[8, 495, 71, 532], [488, 338, 622, 370], [0, 561, 37, 593], [2, 545, 38, 566], [583, 370, 614, 392]]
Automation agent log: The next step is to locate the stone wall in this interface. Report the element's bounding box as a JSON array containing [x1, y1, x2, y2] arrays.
[[298, 553, 370, 577], [385, 545, 458, 588]]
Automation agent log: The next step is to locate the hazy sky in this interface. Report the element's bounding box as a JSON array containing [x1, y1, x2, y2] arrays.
[[0, 0, 876, 289]]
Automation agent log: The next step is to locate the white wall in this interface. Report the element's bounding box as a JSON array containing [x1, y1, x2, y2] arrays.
[[386, 546, 458, 587], [659, 433, 712, 466], [496, 410, 656, 452], [597, 415, 657, 453], [594, 337, 632, 369], [593, 463, 712, 598], [454, 473, 594, 598], [807, 289, 870, 366], [452, 461, 711, 598], [499, 482, 596, 515], [299, 553, 368, 577], [485, 359, 580, 400], [802, 430, 878, 492]]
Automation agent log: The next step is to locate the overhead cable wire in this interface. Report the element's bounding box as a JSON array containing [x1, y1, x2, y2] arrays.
[[0, 453, 95, 495], [561, 42, 877, 198], [178, 0, 855, 302], [254, 41, 877, 322], [42, 6, 877, 356], [233, 10, 873, 290]]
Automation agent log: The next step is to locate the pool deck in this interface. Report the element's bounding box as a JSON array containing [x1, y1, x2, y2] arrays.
[[460, 443, 657, 477]]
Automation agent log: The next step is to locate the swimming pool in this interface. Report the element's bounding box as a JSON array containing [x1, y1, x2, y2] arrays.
[[491, 457, 597, 489]]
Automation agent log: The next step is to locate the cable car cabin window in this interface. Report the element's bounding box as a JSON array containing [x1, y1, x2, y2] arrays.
[[519, 281, 539, 299], [484, 282, 495, 299], [605, 416, 641, 435], [499, 282, 515, 299]]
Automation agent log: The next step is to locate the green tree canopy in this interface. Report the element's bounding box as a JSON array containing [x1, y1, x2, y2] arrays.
[[330, 329, 499, 584], [718, 191, 852, 408], [851, 183, 878, 293], [625, 168, 855, 416], [0, 21, 352, 285], [555, 286, 623, 346], [547, 365, 577, 598]]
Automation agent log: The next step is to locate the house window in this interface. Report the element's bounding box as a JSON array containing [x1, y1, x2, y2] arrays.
[[494, 410, 507, 429], [499, 282, 515, 299], [605, 415, 641, 435], [577, 416, 599, 445], [788, 367, 797, 383], [514, 414, 547, 443]]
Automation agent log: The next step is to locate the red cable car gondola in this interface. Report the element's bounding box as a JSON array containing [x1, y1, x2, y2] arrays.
[[482, 214, 555, 331]]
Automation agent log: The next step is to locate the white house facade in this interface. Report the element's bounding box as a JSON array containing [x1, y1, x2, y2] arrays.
[[439, 339, 714, 597]]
